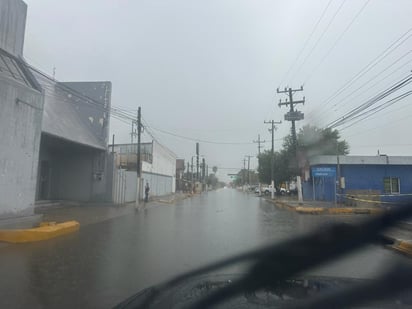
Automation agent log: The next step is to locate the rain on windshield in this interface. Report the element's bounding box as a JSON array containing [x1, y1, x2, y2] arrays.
[[0, 0, 412, 308]]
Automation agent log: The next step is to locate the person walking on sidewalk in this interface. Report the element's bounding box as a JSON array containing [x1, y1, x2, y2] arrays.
[[144, 182, 150, 203]]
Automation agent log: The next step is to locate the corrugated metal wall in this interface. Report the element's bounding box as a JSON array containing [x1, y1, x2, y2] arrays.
[[141, 172, 173, 197], [112, 169, 173, 204]]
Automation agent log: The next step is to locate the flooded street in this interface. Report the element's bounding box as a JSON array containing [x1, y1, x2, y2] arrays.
[[0, 189, 407, 308]]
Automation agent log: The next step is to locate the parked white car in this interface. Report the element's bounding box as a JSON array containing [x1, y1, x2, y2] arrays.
[[261, 185, 275, 195]]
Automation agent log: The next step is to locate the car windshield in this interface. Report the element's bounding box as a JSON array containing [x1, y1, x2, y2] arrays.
[[1, 0, 412, 308]]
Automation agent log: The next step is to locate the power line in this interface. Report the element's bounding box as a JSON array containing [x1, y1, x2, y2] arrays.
[[309, 52, 412, 123], [304, 0, 370, 84], [145, 123, 255, 145], [339, 90, 412, 131], [344, 103, 412, 138], [277, 0, 333, 87], [326, 74, 412, 129], [330, 54, 412, 109], [328, 75, 412, 128], [308, 27, 412, 119], [29, 65, 142, 126], [288, 0, 347, 85]]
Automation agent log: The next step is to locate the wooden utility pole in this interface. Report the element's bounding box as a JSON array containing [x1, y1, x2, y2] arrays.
[[245, 155, 253, 186], [196, 143, 199, 182], [137, 107, 141, 178], [253, 134, 266, 156], [264, 120, 281, 199], [253, 134, 265, 195], [135, 107, 142, 208], [278, 86, 305, 201], [277, 86, 305, 156], [242, 158, 247, 188]]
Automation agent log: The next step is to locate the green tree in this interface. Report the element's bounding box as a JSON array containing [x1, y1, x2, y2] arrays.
[[259, 125, 350, 184], [258, 150, 291, 185], [207, 173, 219, 189], [212, 166, 218, 174], [284, 125, 349, 157]]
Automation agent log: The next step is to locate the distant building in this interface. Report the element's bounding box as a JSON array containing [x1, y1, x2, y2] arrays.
[[0, 0, 44, 225], [302, 155, 412, 206], [111, 142, 153, 169], [110, 140, 176, 202]]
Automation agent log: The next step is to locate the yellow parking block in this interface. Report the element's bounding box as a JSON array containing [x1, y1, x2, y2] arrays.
[[0, 221, 80, 243]]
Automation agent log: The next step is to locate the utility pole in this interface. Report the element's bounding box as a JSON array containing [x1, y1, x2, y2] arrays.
[[277, 86, 305, 157], [253, 134, 265, 195], [242, 158, 247, 190], [196, 143, 199, 182], [131, 121, 134, 144], [187, 161, 190, 181], [191, 157, 194, 182], [245, 155, 253, 186], [135, 107, 142, 208], [278, 86, 305, 202], [111, 134, 115, 154], [253, 134, 266, 156], [264, 120, 282, 199], [202, 157, 206, 191]]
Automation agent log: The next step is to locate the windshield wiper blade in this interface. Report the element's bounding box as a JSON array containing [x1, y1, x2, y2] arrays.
[[121, 204, 412, 309], [288, 263, 412, 309]]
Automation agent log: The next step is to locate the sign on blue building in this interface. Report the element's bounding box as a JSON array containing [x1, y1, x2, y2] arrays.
[[312, 167, 336, 177]]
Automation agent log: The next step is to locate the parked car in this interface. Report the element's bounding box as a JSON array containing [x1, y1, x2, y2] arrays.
[[261, 185, 275, 195], [278, 187, 287, 195]]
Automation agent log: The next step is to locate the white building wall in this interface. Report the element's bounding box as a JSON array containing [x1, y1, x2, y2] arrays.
[[151, 141, 176, 176], [0, 0, 27, 57], [141, 140, 176, 194], [111, 141, 177, 202]]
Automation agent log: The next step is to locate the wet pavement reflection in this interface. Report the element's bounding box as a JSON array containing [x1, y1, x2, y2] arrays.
[[0, 188, 406, 308]]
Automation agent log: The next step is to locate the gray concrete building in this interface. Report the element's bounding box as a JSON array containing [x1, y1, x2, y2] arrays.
[[0, 0, 113, 228], [0, 0, 44, 223], [32, 69, 112, 202]]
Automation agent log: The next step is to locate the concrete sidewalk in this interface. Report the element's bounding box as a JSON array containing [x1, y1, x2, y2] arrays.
[[35, 192, 191, 227]]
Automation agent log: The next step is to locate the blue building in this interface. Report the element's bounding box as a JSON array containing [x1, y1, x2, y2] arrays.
[[301, 155, 412, 205]]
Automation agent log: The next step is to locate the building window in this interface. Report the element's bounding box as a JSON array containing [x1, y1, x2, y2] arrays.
[[383, 177, 400, 194]]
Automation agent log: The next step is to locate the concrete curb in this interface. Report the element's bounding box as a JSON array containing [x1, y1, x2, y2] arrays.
[[268, 199, 412, 257], [0, 221, 80, 243], [267, 199, 383, 215], [391, 239, 412, 257], [155, 193, 193, 205]]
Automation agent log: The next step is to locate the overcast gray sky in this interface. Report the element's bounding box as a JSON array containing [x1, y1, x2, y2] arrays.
[[23, 0, 412, 182]]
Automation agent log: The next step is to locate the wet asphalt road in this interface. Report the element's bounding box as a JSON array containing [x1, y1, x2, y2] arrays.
[[0, 188, 408, 308]]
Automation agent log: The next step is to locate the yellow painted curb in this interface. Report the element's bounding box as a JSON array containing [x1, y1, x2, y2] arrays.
[[269, 199, 383, 215], [295, 207, 325, 214], [392, 240, 412, 257], [327, 208, 354, 214], [0, 221, 80, 243]]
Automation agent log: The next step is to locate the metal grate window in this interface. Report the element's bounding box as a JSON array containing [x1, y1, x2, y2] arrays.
[[383, 177, 400, 194]]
